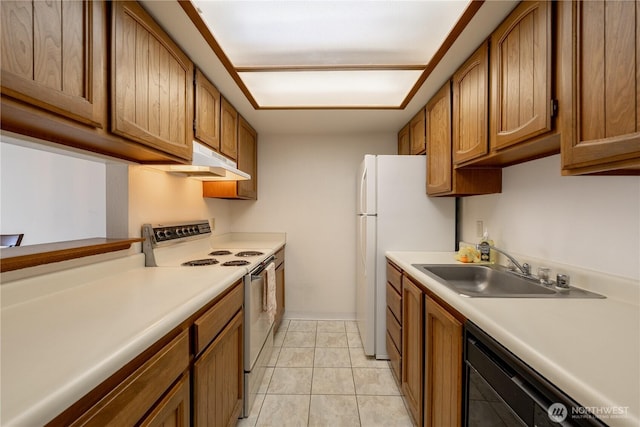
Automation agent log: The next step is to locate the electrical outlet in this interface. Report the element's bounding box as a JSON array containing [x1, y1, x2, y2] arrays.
[[476, 220, 483, 238], [210, 218, 215, 231]]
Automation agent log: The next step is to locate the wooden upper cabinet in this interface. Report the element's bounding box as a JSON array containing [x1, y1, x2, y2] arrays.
[[111, 1, 193, 161], [424, 296, 463, 427], [220, 97, 238, 161], [427, 82, 453, 195], [490, 1, 552, 150], [410, 109, 427, 155], [202, 115, 258, 200], [237, 116, 258, 199], [453, 41, 489, 164], [560, 0, 640, 175], [194, 68, 221, 152], [398, 123, 411, 155], [427, 81, 502, 197], [1, 0, 104, 127]]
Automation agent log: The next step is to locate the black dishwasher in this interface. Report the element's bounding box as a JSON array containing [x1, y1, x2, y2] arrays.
[[463, 322, 607, 427]]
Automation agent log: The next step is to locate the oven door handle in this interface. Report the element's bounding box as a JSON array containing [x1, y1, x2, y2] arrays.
[[250, 255, 276, 277]]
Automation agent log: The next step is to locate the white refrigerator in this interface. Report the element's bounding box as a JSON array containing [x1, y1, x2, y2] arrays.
[[356, 155, 455, 359]]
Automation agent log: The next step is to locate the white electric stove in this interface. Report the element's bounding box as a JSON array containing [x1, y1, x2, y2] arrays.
[[141, 220, 275, 418]]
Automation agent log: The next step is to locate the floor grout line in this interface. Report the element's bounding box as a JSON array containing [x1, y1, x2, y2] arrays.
[[250, 319, 407, 427]]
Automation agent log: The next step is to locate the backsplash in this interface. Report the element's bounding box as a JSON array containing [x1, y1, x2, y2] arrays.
[[460, 155, 640, 282]]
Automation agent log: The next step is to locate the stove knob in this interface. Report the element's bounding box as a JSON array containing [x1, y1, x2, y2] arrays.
[[182, 227, 189, 235], [155, 230, 164, 240], [176, 228, 182, 236]]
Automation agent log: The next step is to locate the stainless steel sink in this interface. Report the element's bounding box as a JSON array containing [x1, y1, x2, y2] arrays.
[[412, 264, 605, 298]]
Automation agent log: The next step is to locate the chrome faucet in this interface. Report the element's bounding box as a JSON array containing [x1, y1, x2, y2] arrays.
[[476, 243, 531, 277]]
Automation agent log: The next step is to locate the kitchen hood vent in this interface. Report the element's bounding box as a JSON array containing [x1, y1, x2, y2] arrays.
[[151, 141, 250, 181]]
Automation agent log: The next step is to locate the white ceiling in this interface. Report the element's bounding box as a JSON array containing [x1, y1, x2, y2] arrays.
[[192, 0, 469, 109], [140, 0, 519, 135]]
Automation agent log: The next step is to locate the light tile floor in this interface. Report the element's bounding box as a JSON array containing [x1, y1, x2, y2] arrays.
[[238, 319, 414, 427]]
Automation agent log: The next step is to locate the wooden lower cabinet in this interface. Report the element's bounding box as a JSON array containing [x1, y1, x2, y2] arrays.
[[401, 275, 424, 425], [274, 247, 286, 332], [392, 260, 465, 427], [67, 331, 190, 427], [193, 311, 244, 427], [48, 281, 245, 427], [386, 261, 403, 383], [424, 296, 463, 427], [140, 374, 190, 427]]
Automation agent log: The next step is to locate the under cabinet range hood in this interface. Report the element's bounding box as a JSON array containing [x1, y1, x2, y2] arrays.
[[151, 141, 250, 181]]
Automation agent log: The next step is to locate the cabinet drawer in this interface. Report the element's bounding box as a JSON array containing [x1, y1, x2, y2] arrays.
[[387, 333, 401, 384], [386, 262, 402, 294], [386, 307, 402, 352], [71, 330, 189, 426], [386, 283, 401, 322], [194, 281, 243, 355]]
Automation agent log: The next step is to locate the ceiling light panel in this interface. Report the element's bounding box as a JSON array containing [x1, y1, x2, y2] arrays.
[[239, 69, 422, 107], [193, 0, 470, 67]]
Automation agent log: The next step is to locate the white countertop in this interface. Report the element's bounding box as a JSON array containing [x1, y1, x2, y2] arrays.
[[0, 235, 285, 426], [386, 251, 640, 427]]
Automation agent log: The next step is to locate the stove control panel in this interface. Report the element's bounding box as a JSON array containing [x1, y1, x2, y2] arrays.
[[142, 221, 212, 245]]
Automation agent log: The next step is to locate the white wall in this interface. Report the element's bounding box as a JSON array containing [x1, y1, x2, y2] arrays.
[[0, 141, 106, 245], [460, 155, 640, 281], [128, 165, 233, 236], [229, 133, 396, 319]]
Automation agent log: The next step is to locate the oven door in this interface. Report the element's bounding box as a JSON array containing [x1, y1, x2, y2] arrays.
[[244, 259, 275, 371]]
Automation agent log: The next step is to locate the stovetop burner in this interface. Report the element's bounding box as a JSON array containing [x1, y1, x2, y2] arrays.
[[222, 260, 251, 267], [181, 258, 219, 267], [235, 251, 264, 257], [209, 250, 233, 256]]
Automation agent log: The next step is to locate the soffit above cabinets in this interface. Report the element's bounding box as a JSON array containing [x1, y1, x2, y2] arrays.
[[188, 0, 472, 110]]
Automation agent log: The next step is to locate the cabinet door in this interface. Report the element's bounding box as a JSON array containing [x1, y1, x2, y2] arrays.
[[401, 275, 424, 425], [398, 123, 411, 155], [220, 97, 238, 161], [237, 116, 258, 199], [70, 331, 189, 426], [193, 310, 243, 427], [453, 41, 489, 164], [111, 1, 193, 161], [426, 82, 453, 195], [139, 374, 190, 427], [194, 68, 221, 152], [490, 1, 552, 150], [410, 109, 427, 155], [560, 0, 640, 173], [1, 0, 104, 127], [424, 297, 462, 427]]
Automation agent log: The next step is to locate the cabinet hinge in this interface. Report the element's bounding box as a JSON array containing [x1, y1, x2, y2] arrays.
[[551, 99, 558, 118], [193, 119, 197, 133]]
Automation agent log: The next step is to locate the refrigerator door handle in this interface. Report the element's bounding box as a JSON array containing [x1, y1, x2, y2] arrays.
[[359, 167, 367, 214], [359, 216, 367, 277]]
